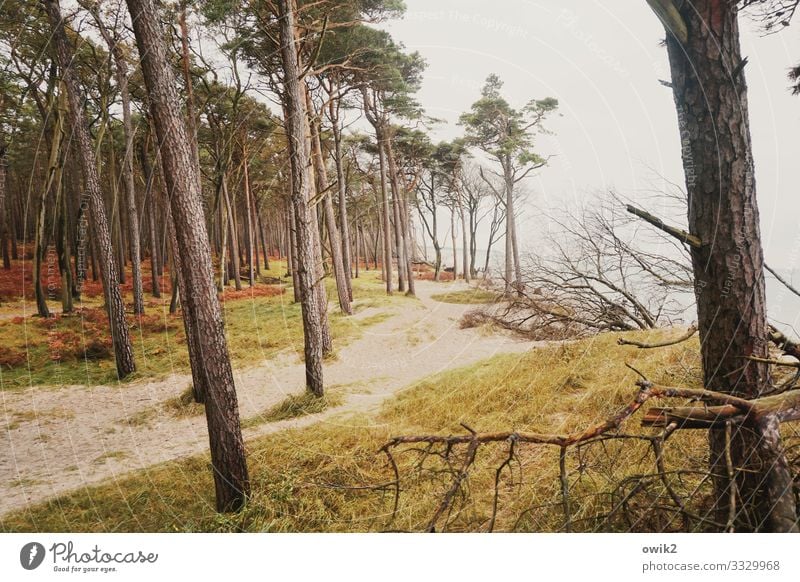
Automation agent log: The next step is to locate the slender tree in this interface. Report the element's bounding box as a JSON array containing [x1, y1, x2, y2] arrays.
[[125, 0, 250, 511], [646, 0, 797, 531], [277, 0, 326, 396], [44, 0, 136, 378], [459, 75, 557, 295]]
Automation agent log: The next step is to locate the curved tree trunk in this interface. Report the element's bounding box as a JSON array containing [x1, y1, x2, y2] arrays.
[[658, 0, 797, 532], [45, 0, 136, 377], [126, 0, 249, 512]]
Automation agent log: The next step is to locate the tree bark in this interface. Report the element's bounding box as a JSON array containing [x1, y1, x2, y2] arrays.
[[94, 10, 144, 314], [278, 0, 326, 396], [308, 94, 352, 315], [45, 0, 136, 377], [126, 0, 250, 511], [659, 0, 797, 532], [330, 95, 354, 301], [363, 89, 393, 295], [0, 138, 9, 270], [139, 136, 161, 298]]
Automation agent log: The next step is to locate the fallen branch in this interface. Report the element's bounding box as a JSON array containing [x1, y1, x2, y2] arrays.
[[618, 325, 697, 348]]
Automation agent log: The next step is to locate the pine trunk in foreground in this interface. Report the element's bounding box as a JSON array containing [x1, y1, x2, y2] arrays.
[[45, 0, 136, 378], [278, 0, 325, 396], [659, 0, 797, 532], [125, 0, 249, 511]]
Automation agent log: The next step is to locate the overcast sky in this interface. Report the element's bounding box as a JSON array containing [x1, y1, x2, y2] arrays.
[[381, 0, 800, 273]]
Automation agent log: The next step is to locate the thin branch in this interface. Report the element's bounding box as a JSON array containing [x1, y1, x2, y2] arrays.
[[626, 204, 703, 248]]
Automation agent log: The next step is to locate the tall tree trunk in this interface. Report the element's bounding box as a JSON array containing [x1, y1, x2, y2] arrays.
[[656, 0, 797, 532], [378, 138, 394, 294], [126, 0, 250, 511], [222, 175, 242, 291], [460, 205, 470, 283], [241, 149, 255, 286], [450, 209, 458, 281], [178, 0, 201, 180], [307, 94, 352, 315], [55, 146, 73, 313], [503, 178, 513, 294], [45, 0, 136, 377], [386, 138, 415, 296], [116, 47, 144, 313], [278, 0, 326, 396], [94, 10, 144, 314], [139, 137, 161, 298], [0, 139, 9, 270], [329, 94, 354, 301], [287, 200, 301, 303]]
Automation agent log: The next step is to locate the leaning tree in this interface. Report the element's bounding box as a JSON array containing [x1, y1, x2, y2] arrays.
[[644, 0, 798, 531]]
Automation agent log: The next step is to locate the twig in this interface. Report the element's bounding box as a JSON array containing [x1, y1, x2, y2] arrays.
[[489, 439, 517, 533], [765, 263, 800, 299], [724, 421, 737, 533], [559, 446, 572, 532], [426, 438, 480, 532]]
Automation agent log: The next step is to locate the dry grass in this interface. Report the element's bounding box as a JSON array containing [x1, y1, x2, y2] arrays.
[[430, 288, 498, 304], [0, 328, 747, 533], [242, 391, 345, 428]]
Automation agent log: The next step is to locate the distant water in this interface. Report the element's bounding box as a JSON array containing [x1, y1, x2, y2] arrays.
[[418, 244, 800, 339]]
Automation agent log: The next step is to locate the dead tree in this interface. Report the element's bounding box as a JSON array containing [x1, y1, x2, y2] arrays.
[[468, 194, 692, 339]]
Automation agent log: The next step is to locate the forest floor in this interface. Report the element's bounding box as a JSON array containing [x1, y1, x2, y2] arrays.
[[0, 277, 536, 518]]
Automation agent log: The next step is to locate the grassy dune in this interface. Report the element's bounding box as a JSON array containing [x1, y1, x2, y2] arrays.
[[4, 328, 762, 533]]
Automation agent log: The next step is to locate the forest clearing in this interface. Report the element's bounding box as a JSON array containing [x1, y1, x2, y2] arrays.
[[2, 0, 800, 541]]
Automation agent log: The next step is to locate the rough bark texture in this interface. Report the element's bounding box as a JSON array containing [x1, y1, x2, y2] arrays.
[[308, 96, 352, 315], [139, 137, 161, 298], [126, 0, 249, 511], [278, 0, 325, 396], [330, 97, 354, 301], [94, 11, 144, 314], [0, 138, 9, 270], [45, 0, 136, 378], [362, 89, 393, 294], [662, 0, 797, 532]]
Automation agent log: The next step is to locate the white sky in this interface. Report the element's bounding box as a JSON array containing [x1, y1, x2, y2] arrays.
[[382, 0, 800, 272]]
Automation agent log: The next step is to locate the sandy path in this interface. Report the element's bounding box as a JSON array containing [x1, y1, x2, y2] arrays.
[[0, 280, 537, 517]]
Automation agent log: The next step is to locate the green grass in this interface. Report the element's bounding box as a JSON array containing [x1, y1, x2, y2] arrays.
[[430, 288, 498, 304], [2, 328, 746, 533], [0, 264, 395, 390]]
